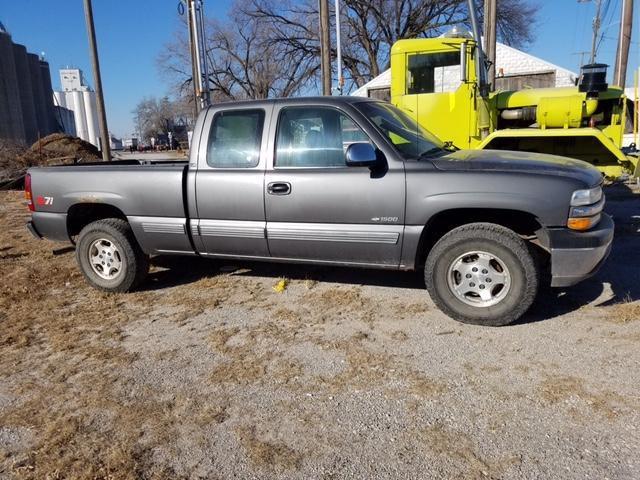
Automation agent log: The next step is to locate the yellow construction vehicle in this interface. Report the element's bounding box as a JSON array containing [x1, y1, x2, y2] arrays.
[[390, 33, 639, 178]]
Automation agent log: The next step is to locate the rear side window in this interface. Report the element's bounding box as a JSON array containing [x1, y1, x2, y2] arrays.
[[275, 107, 371, 167], [207, 109, 265, 168]]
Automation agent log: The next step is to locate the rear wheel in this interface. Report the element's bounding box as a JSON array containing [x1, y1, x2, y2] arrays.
[[76, 218, 149, 293], [424, 223, 539, 326]]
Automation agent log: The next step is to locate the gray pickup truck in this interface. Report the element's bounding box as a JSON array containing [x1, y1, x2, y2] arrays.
[[25, 97, 613, 326]]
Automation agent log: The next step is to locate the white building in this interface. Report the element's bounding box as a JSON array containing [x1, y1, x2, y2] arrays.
[[352, 41, 577, 99], [53, 68, 100, 148]]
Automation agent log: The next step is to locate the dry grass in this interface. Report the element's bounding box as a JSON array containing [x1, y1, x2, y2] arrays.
[[605, 297, 640, 324], [538, 375, 636, 419]]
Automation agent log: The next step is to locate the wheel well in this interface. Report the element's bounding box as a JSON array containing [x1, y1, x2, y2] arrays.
[[67, 203, 127, 239], [415, 208, 544, 269]]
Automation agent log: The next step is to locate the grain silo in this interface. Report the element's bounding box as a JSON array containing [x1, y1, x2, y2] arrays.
[[39, 60, 57, 135], [0, 28, 26, 144], [12, 43, 38, 144], [55, 68, 101, 147], [28, 53, 48, 139], [71, 90, 89, 141]]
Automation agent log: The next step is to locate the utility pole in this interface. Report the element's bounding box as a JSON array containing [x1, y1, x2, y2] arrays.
[[334, 0, 343, 94], [319, 0, 332, 95], [573, 50, 591, 70], [588, 0, 603, 63], [186, 1, 199, 118], [186, 0, 210, 111], [83, 0, 111, 161], [483, 0, 497, 90], [613, 0, 634, 88]]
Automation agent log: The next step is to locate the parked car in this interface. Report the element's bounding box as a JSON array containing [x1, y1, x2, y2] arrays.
[[25, 97, 613, 326]]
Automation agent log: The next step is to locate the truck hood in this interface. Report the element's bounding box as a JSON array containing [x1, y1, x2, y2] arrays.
[[431, 149, 603, 187]]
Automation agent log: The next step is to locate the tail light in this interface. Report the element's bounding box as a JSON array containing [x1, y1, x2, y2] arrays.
[[25, 173, 34, 211]]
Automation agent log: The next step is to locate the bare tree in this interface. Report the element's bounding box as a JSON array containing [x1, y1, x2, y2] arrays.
[[159, 3, 320, 102], [248, 0, 538, 90], [158, 0, 538, 98], [132, 96, 182, 142]]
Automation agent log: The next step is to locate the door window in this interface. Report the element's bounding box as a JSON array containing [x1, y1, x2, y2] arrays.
[[407, 51, 461, 94], [276, 107, 371, 167], [207, 109, 265, 168]]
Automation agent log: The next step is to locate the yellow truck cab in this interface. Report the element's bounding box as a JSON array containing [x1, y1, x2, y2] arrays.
[[390, 35, 638, 178]]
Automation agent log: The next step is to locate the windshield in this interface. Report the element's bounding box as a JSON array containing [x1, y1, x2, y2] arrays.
[[357, 101, 444, 159]]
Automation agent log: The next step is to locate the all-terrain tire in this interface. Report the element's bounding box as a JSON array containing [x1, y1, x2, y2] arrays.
[[76, 218, 149, 293], [424, 223, 539, 326]]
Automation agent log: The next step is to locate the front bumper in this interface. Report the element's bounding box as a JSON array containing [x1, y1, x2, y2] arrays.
[[547, 213, 614, 287]]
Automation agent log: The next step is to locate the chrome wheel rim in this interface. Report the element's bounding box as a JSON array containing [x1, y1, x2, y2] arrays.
[[88, 238, 123, 280], [446, 250, 511, 307]]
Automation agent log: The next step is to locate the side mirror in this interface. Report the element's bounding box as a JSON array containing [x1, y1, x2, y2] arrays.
[[345, 143, 378, 167]]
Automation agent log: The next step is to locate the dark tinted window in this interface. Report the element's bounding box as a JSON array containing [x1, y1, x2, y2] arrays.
[[275, 107, 371, 167], [408, 52, 460, 94], [207, 109, 264, 168]]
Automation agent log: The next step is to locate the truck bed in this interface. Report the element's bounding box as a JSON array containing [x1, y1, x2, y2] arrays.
[[29, 161, 189, 218]]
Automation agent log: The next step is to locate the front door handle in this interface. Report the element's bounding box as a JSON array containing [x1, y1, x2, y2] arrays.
[[267, 182, 291, 195]]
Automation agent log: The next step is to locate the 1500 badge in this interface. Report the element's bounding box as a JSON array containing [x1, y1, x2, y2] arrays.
[[371, 216, 399, 223]]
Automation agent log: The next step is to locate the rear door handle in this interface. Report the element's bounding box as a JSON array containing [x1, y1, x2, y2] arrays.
[[267, 182, 291, 195]]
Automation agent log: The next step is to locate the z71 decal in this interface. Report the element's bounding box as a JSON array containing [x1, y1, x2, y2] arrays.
[[36, 195, 54, 206]]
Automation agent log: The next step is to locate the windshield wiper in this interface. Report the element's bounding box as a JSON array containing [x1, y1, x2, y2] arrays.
[[418, 147, 446, 159], [443, 141, 459, 151]]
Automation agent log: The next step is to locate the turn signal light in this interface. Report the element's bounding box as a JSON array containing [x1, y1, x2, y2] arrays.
[[567, 215, 600, 231]]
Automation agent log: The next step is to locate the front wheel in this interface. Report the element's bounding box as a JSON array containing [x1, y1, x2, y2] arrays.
[[425, 223, 539, 326], [76, 218, 149, 293]]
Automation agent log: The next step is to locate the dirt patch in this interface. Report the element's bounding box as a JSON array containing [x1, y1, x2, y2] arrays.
[[235, 426, 302, 472], [1, 136, 100, 188], [539, 375, 636, 419], [419, 424, 520, 479]]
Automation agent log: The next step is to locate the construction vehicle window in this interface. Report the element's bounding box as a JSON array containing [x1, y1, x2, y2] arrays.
[[358, 101, 444, 159], [207, 109, 264, 168], [407, 52, 461, 94], [276, 107, 372, 167]]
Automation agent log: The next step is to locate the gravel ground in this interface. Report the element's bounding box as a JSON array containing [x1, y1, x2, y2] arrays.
[[0, 185, 639, 479]]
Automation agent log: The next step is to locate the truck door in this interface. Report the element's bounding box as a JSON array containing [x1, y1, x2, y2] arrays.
[[264, 105, 404, 267], [393, 41, 475, 149], [193, 106, 271, 257]]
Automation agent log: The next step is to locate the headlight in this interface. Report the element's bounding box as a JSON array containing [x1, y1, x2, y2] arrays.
[[571, 186, 602, 206], [568, 187, 605, 231], [569, 197, 605, 218]]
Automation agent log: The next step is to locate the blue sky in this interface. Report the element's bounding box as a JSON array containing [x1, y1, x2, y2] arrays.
[[2, 0, 638, 138]]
